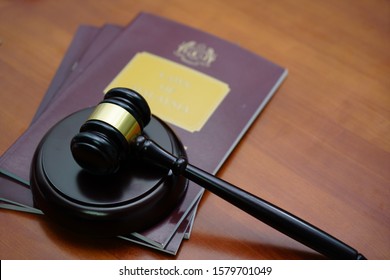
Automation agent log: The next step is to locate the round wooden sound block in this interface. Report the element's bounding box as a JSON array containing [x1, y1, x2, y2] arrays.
[[30, 108, 188, 236]]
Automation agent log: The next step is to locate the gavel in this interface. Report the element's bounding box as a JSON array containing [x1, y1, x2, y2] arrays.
[[37, 87, 367, 259]]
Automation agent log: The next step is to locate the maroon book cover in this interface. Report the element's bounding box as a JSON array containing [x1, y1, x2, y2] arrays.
[[0, 13, 287, 254]]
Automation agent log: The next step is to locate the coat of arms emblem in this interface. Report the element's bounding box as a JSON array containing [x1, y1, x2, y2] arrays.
[[174, 41, 217, 67]]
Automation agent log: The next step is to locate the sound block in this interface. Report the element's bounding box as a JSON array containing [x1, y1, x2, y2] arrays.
[[30, 108, 188, 236]]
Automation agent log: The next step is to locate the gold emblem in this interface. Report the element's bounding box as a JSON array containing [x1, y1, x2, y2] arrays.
[[174, 41, 217, 67]]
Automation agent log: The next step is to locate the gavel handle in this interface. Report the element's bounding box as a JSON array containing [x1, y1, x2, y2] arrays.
[[134, 136, 366, 260]]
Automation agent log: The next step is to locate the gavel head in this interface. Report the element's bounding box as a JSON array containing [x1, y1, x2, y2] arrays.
[[70, 88, 151, 175]]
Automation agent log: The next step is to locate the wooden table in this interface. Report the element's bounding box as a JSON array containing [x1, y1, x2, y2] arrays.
[[0, 0, 389, 260]]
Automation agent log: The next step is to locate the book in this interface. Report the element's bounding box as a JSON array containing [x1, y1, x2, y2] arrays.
[[0, 13, 287, 254]]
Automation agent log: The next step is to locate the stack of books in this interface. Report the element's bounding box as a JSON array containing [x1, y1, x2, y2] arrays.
[[0, 13, 287, 255]]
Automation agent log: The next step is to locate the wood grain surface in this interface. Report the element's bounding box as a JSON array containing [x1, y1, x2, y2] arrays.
[[0, 0, 389, 259]]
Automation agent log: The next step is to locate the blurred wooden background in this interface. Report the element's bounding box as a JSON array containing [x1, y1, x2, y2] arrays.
[[0, 0, 389, 259]]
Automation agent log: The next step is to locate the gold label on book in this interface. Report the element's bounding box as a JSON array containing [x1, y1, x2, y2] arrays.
[[104, 52, 230, 132], [174, 41, 217, 67]]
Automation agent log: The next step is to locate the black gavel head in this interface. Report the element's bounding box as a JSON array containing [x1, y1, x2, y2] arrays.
[[70, 88, 151, 175]]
